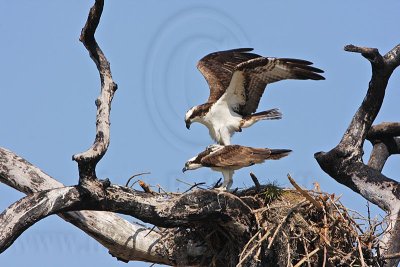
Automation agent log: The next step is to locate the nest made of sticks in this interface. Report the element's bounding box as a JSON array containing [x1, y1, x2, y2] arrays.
[[235, 175, 383, 266], [131, 175, 384, 267]]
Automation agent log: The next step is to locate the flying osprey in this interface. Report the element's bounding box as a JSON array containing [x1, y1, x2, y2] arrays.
[[184, 48, 325, 145], [182, 144, 291, 191]]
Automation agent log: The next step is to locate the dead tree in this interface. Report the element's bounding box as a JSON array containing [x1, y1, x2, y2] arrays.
[[0, 1, 397, 266], [0, 1, 254, 265], [315, 44, 400, 266]]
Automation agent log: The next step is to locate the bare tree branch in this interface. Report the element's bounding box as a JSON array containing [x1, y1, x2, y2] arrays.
[[72, 0, 117, 183], [0, 147, 172, 264], [0, 183, 254, 242], [0, 152, 254, 264], [315, 44, 400, 211], [367, 123, 400, 171], [0, 186, 83, 253], [315, 43, 400, 265]]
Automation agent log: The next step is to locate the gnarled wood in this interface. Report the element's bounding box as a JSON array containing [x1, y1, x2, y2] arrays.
[[0, 147, 172, 264], [0, 147, 256, 266], [72, 0, 117, 183], [315, 43, 400, 266]]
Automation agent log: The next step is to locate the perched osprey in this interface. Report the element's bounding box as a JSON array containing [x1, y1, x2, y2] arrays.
[[182, 144, 291, 191], [184, 48, 325, 145]]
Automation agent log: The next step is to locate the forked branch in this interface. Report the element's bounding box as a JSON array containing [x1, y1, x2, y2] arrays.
[[315, 44, 400, 211], [315, 43, 400, 265]]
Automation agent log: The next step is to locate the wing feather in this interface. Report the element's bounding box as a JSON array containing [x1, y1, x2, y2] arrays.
[[200, 145, 273, 168], [197, 48, 261, 103], [232, 57, 325, 115]]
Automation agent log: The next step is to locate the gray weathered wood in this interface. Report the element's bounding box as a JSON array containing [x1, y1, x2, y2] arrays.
[[0, 147, 172, 264]]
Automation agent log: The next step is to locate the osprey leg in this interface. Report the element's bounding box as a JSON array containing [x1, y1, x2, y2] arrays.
[[220, 170, 234, 191]]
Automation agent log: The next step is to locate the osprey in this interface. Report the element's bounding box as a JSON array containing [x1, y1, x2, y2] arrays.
[[182, 144, 291, 191], [184, 48, 325, 145]]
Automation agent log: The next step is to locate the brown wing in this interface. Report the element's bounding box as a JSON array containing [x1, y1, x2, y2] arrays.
[[235, 57, 325, 115], [197, 48, 261, 103], [200, 145, 274, 168]]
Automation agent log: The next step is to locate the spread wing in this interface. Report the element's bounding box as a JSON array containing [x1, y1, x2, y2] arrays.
[[197, 48, 261, 103], [220, 57, 325, 115], [200, 145, 273, 168]]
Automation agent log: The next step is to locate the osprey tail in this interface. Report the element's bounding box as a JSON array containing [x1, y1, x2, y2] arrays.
[[268, 149, 292, 160], [240, 108, 282, 129]]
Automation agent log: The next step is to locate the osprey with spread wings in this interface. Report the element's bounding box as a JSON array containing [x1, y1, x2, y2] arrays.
[[184, 48, 325, 145]]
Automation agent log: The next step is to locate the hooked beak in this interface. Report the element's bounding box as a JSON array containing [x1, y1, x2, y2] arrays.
[[182, 166, 187, 173], [185, 120, 191, 130]]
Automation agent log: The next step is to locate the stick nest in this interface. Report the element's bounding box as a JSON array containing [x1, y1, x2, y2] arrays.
[[238, 185, 382, 266], [134, 177, 383, 266]]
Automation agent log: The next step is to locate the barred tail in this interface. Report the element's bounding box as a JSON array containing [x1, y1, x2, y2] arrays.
[[269, 149, 292, 160], [240, 108, 282, 129], [249, 108, 282, 120]]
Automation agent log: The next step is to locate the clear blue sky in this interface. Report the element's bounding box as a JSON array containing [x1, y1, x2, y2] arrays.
[[1, 1, 399, 266]]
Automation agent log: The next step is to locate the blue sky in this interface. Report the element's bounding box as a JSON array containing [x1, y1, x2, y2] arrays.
[[1, 1, 400, 266]]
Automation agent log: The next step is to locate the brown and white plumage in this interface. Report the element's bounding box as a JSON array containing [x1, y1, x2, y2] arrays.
[[182, 144, 292, 191], [184, 48, 325, 145]]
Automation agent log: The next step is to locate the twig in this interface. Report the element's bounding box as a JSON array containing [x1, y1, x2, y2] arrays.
[[382, 251, 400, 260], [323, 205, 330, 247], [267, 201, 306, 250], [236, 229, 272, 267], [239, 228, 263, 260], [156, 184, 168, 194], [125, 172, 151, 187], [213, 178, 222, 188], [356, 235, 366, 266], [176, 178, 195, 187], [367, 201, 372, 228], [286, 235, 292, 267], [293, 248, 320, 267], [182, 182, 206, 194], [139, 180, 153, 194], [287, 174, 322, 211], [144, 225, 158, 237], [302, 233, 312, 267], [250, 172, 261, 192]]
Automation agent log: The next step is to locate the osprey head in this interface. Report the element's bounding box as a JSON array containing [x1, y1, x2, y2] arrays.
[[182, 156, 203, 173], [184, 103, 212, 130]]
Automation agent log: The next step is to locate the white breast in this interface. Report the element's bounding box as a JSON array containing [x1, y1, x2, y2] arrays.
[[202, 102, 242, 145]]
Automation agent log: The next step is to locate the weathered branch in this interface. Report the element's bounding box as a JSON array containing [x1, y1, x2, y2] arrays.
[[0, 183, 254, 246], [367, 122, 400, 141], [315, 43, 400, 265], [0, 147, 172, 264], [72, 0, 117, 183], [315, 44, 400, 211], [0, 186, 83, 253], [367, 123, 400, 171], [1, 1, 252, 266], [0, 152, 254, 265]]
